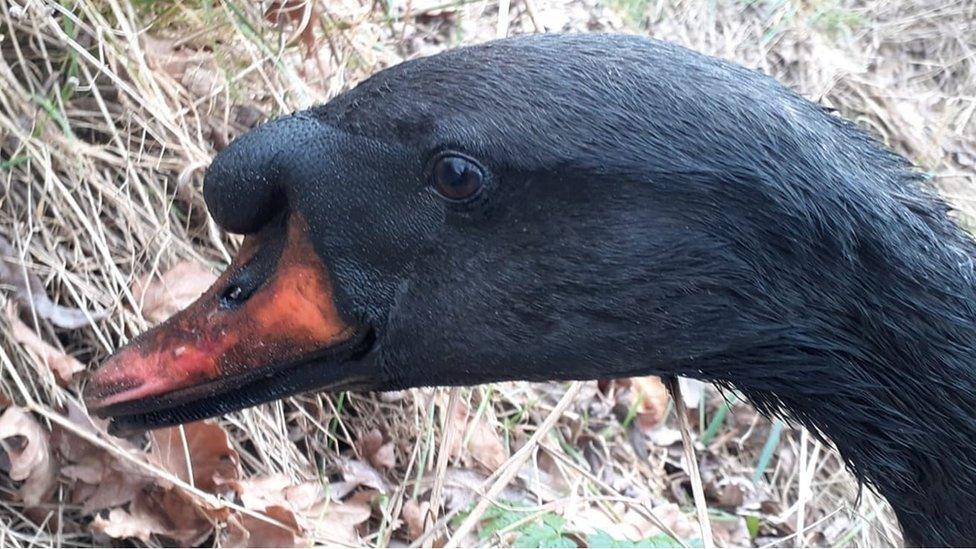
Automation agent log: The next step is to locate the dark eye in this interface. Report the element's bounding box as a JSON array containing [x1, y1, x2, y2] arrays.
[[431, 154, 485, 201]]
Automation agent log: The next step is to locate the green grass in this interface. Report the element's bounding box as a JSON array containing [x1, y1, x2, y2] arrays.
[[464, 502, 693, 548]]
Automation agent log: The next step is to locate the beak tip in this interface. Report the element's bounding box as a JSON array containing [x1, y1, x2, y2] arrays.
[[83, 352, 148, 414]]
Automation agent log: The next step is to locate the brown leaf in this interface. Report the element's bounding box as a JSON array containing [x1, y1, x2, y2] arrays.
[[54, 404, 229, 545], [91, 507, 167, 543], [627, 376, 671, 433], [421, 468, 529, 513], [5, 305, 85, 384], [233, 474, 293, 509], [132, 260, 217, 324], [149, 421, 240, 492], [91, 489, 220, 545], [356, 428, 396, 470], [569, 502, 699, 543], [133, 487, 218, 546], [230, 475, 326, 545], [338, 456, 390, 493], [400, 498, 431, 542], [443, 397, 508, 472], [304, 495, 372, 545], [0, 406, 56, 505], [141, 35, 214, 85], [466, 419, 507, 471], [226, 504, 302, 547], [0, 235, 105, 329], [264, 0, 321, 54], [54, 403, 149, 512]]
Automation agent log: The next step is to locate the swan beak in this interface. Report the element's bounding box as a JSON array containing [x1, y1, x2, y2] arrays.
[[84, 218, 359, 432]]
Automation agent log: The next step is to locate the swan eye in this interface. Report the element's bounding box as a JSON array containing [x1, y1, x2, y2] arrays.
[[431, 155, 485, 201]]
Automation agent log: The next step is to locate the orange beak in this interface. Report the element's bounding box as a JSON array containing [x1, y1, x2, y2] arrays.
[[85, 216, 366, 433]]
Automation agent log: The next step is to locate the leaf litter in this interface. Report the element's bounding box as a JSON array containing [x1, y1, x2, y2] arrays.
[[2, 0, 968, 545]]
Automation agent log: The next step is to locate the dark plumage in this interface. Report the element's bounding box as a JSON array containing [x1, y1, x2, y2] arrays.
[[86, 33, 976, 546]]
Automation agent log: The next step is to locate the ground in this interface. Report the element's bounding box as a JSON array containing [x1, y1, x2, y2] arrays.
[[0, 0, 973, 547]]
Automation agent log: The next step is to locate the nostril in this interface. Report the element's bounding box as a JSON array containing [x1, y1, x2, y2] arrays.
[[225, 285, 244, 301], [219, 284, 248, 308]]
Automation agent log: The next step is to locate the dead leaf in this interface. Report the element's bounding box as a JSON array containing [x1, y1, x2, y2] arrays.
[[226, 504, 302, 547], [400, 498, 430, 541], [92, 507, 167, 543], [629, 376, 671, 433], [0, 235, 105, 329], [442, 397, 508, 472], [54, 404, 232, 545], [304, 495, 372, 545], [5, 304, 84, 384], [232, 474, 293, 510], [92, 488, 223, 545], [337, 456, 389, 493], [53, 402, 149, 512], [141, 35, 214, 85], [678, 377, 705, 409], [133, 487, 218, 546], [149, 421, 239, 492], [0, 406, 56, 505], [283, 481, 327, 510], [647, 425, 682, 447], [230, 474, 374, 547], [568, 501, 698, 543], [264, 0, 321, 54], [711, 515, 752, 547], [132, 260, 217, 324], [420, 468, 529, 513], [465, 417, 507, 471], [356, 428, 396, 470]]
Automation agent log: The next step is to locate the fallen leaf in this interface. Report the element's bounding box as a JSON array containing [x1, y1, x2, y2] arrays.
[[54, 403, 233, 544], [54, 402, 148, 513], [0, 406, 56, 505], [283, 481, 327, 510], [711, 515, 753, 547], [132, 260, 217, 324], [149, 421, 239, 492], [0, 235, 105, 328], [91, 507, 166, 543], [420, 468, 529, 513], [226, 504, 302, 547], [400, 498, 431, 541], [232, 474, 293, 510], [231, 474, 374, 546], [442, 396, 508, 472], [466, 418, 507, 471], [568, 501, 698, 542], [5, 304, 85, 384], [141, 35, 214, 85], [678, 377, 705, 409], [647, 425, 682, 447], [356, 428, 396, 470], [264, 0, 321, 54], [337, 456, 389, 493], [304, 494, 372, 545], [629, 376, 671, 433], [133, 487, 218, 546]]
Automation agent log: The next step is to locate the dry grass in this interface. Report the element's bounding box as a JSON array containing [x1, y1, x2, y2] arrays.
[[0, 0, 973, 546]]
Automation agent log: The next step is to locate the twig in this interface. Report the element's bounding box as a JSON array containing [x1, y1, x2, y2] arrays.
[[496, 0, 510, 38], [797, 428, 809, 546], [665, 376, 713, 548], [424, 387, 462, 547], [444, 381, 583, 547]]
